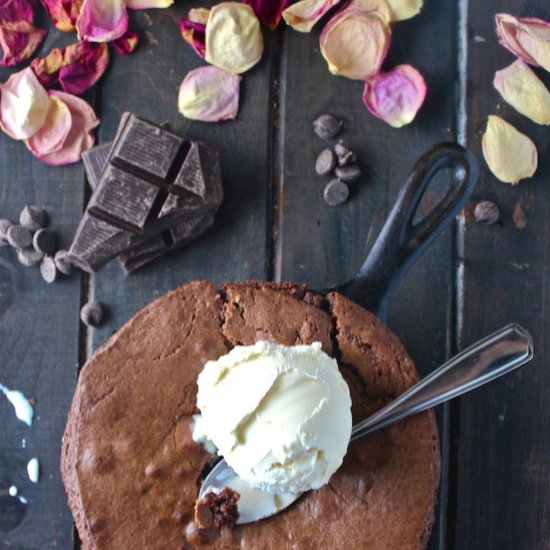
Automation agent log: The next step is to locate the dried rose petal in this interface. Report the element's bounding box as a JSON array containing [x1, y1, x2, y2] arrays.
[[0, 67, 51, 140], [0, 26, 47, 68], [515, 19, 550, 72], [495, 14, 550, 72], [31, 42, 109, 94], [242, 0, 291, 29], [24, 95, 72, 156], [178, 66, 241, 122], [345, 0, 391, 23], [40, 0, 83, 32], [362, 64, 426, 127], [0, 0, 47, 66], [494, 60, 550, 125], [320, 2, 391, 80], [111, 29, 138, 55], [77, 0, 128, 43], [205, 3, 263, 74], [179, 9, 209, 59], [36, 90, 99, 165], [482, 115, 537, 184], [385, 0, 423, 22], [282, 0, 341, 33], [125, 0, 172, 8]]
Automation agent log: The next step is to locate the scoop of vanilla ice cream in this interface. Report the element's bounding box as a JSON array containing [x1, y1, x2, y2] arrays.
[[195, 340, 352, 493]]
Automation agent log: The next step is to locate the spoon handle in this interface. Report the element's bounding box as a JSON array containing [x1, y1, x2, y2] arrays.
[[350, 324, 533, 442]]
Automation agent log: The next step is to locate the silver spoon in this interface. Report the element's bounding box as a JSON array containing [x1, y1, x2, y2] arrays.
[[199, 323, 534, 524]]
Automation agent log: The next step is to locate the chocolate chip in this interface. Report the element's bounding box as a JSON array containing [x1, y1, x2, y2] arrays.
[[20, 205, 47, 231], [7, 225, 32, 249], [17, 248, 44, 267], [315, 149, 336, 175], [335, 164, 361, 183], [54, 250, 74, 276], [313, 114, 342, 140], [334, 143, 356, 166], [80, 301, 105, 327], [0, 219, 13, 246], [32, 229, 56, 256], [473, 200, 499, 226], [323, 179, 349, 206], [40, 256, 57, 283]]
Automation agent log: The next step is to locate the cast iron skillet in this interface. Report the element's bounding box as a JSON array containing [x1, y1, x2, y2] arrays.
[[319, 141, 478, 319]]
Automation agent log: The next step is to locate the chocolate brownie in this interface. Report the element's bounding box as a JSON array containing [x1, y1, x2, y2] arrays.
[[62, 280, 440, 550]]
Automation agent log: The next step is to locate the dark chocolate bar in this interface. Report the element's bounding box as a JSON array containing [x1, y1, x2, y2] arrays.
[[82, 139, 218, 273], [69, 114, 222, 272]]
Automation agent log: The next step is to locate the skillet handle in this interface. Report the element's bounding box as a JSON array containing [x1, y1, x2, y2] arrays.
[[338, 142, 478, 321]]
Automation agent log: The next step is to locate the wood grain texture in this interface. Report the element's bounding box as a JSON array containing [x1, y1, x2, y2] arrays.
[[0, 29, 85, 548], [454, 1, 550, 548], [276, 4, 459, 548]]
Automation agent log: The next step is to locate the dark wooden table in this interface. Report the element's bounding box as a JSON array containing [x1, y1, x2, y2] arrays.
[[1, 1, 549, 548]]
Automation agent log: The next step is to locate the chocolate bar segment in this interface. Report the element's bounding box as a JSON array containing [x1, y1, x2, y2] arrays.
[[68, 213, 134, 272], [119, 211, 216, 273], [82, 142, 112, 191], [87, 165, 163, 233], [110, 115, 188, 184], [69, 113, 223, 272]]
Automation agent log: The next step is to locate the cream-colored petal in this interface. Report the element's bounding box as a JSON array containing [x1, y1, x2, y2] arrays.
[[494, 60, 550, 125], [320, 8, 391, 80], [516, 27, 550, 73], [205, 2, 263, 74], [385, 0, 423, 22], [282, 0, 341, 33], [0, 67, 51, 140], [482, 115, 538, 184], [178, 66, 241, 122]]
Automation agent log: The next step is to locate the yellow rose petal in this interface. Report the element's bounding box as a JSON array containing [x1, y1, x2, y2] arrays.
[[385, 0, 423, 22], [205, 2, 263, 74], [494, 60, 550, 125], [482, 115, 538, 184]]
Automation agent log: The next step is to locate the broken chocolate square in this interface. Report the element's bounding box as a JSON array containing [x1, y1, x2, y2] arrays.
[[69, 113, 222, 272]]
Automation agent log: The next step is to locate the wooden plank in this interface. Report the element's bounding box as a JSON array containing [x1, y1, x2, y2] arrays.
[[0, 33, 84, 548], [276, 4, 459, 549], [454, 1, 550, 548], [89, 6, 276, 350]]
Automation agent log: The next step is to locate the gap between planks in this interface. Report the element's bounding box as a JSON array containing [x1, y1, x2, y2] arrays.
[[443, 0, 470, 548]]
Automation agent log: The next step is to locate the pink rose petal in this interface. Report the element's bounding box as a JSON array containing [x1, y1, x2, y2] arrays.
[[178, 66, 241, 122], [24, 94, 72, 156], [0, 0, 47, 66], [111, 29, 138, 54], [179, 9, 209, 58], [36, 90, 99, 165], [0, 67, 51, 139], [242, 0, 292, 29], [31, 42, 109, 94], [362, 64, 426, 127], [77, 0, 128, 43], [282, 0, 341, 33], [125, 0, 173, 8], [40, 0, 83, 32], [496, 14, 550, 72]]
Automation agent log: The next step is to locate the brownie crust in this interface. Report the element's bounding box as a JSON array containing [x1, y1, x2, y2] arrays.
[[62, 280, 440, 550]]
